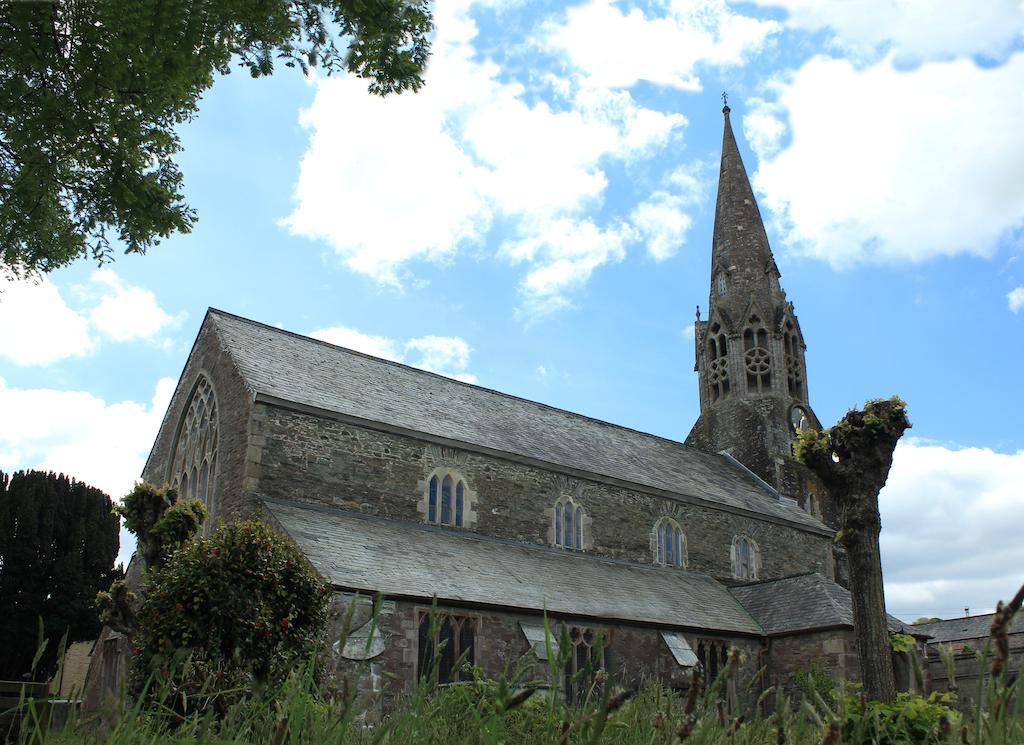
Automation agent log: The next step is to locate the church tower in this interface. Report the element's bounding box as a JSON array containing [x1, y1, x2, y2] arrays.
[[686, 103, 827, 523]]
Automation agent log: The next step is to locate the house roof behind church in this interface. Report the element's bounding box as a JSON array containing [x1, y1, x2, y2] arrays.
[[911, 613, 1024, 644], [263, 497, 763, 635], [729, 573, 910, 636], [209, 309, 828, 532]]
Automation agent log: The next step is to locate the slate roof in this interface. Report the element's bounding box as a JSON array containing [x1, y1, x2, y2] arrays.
[[729, 573, 910, 636], [262, 497, 763, 635], [912, 613, 1024, 644], [209, 309, 828, 533]]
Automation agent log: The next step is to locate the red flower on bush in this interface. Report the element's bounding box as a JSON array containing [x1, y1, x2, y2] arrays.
[[280, 618, 290, 630], [175, 602, 184, 611], [131, 645, 141, 655]]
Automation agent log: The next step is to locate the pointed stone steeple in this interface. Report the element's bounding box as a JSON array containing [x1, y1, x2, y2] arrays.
[[708, 104, 784, 323], [686, 103, 832, 529]]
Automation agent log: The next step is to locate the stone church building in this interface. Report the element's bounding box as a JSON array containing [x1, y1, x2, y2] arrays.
[[136, 106, 911, 711]]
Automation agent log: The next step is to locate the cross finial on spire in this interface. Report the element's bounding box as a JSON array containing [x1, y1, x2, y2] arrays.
[[721, 91, 730, 115]]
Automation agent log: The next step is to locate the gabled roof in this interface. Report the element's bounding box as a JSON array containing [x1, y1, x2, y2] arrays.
[[729, 573, 910, 636], [913, 613, 1024, 644], [262, 497, 763, 635], [207, 309, 829, 533]]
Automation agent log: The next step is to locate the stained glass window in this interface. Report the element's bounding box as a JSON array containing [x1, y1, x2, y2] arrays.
[[169, 375, 219, 521], [553, 497, 585, 550], [441, 476, 452, 525], [428, 476, 438, 522], [426, 472, 469, 528], [655, 518, 686, 568]]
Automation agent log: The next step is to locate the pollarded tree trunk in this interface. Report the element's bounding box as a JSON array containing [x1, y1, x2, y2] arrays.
[[795, 397, 911, 704]]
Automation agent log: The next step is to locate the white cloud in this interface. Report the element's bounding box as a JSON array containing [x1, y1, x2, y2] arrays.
[[749, 53, 1024, 266], [86, 269, 179, 342], [282, 0, 701, 313], [308, 325, 477, 382], [0, 270, 179, 366], [631, 165, 706, 261], [1008, 286, 1024, 313], [0, 276, 94, 365], [309, 327, 403, 361], [405, 335, 476, 382], [503, 218, 635, 316], [0, 376, 175, 503], [682, 323, 695, 340], [541, 0, 779, 90], [880, 439, 1024, 620], [749, 0, 1024, 62]]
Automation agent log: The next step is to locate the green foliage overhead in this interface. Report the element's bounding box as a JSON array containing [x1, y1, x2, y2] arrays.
[[0, 0, 432, 277], [131, 519, 330, 711], [0, 470, 121, 679]]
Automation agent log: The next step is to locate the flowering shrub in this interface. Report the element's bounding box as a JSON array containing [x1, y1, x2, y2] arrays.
[[131, 519, 330, 710]]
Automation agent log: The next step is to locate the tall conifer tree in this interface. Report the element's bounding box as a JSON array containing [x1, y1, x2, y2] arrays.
[[0, 470, 121, 679]]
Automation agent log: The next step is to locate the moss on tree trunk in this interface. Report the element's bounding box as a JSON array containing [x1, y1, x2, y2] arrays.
[[795, 397, 911, 703]]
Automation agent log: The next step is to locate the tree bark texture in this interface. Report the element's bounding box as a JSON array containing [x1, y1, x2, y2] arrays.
[[795, 397, 911, 703]]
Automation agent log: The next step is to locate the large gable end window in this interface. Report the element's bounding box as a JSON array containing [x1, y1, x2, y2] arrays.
[[169, 375, 219, 519], [423, 469, 475, 529], [654, 518, 687, 568], [552, 496, 586, 551]]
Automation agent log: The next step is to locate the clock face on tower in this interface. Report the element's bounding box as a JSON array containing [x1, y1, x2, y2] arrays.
[[790, 405, 809, 432]]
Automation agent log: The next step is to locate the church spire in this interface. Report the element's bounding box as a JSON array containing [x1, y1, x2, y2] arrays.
[[709, 102, 782, 318], [686, 100, 822, 509]]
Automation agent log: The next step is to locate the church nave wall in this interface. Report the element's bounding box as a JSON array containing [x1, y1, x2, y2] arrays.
[[251, 404, 832, 583]]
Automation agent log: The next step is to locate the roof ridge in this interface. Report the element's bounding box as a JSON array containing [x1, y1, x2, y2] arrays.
[[207, 307, 732, 459], [729, 571, 819, 589]]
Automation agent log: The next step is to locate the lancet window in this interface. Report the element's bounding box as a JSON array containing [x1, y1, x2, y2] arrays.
[[563, 625, 611, 704], [696, 640, 730, 685], [417, 611, 476, 684], [170, 375, 219, 516], [706, 323, 730, 403], [731, 535, 760, 581], [428, 473, 468, 528], [654, 518, 686, 568], [553, 496, 585, 550], [783, 320, 803, 399], [715, 272, 728, 297], [743, 317, 771, 393]]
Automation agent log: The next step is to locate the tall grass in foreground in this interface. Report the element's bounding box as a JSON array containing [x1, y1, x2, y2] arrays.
[[5, 593, 1023, 745]]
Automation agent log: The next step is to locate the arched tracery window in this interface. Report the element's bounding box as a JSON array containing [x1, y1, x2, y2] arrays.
[[170, 375, 219, 516], [706, 322, 730, 403], [731, 535, 760, 581], [743, 316, 771, 393], [783, 320, 803, 399], [654, 518, 686, 568], [428, 473, 468, 528], [553, 496, 585, 551]]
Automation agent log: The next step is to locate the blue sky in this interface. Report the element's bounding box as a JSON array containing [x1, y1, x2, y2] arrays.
[[2, 0, 1023, 623]]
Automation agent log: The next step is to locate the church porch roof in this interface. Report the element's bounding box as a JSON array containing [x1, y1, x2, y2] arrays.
[[261, 496, 764, 636], [729, 572, 912, 637]]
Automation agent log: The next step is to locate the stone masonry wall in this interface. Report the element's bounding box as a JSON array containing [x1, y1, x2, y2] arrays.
[[248, 403, 833, 583], [324, 594, 765, 716], [766, 628, 860, 701], [142, 315, 254, 523]]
